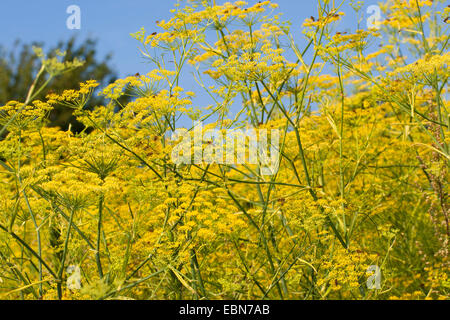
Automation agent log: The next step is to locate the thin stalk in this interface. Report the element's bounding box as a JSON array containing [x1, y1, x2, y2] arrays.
[[96, 193, 104, 279], [57, 208, 76, 300]]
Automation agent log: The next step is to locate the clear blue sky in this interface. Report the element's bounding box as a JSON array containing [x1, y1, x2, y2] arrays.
[[1, 0, 383, 125], [0, 0, 381, 78]]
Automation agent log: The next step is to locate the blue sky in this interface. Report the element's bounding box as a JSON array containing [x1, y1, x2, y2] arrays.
[[0, 0, 383, 125], [0, 0, 381, 78]]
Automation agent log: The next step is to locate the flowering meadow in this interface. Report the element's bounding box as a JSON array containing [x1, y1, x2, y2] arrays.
[[0, 0, 448, 300]]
